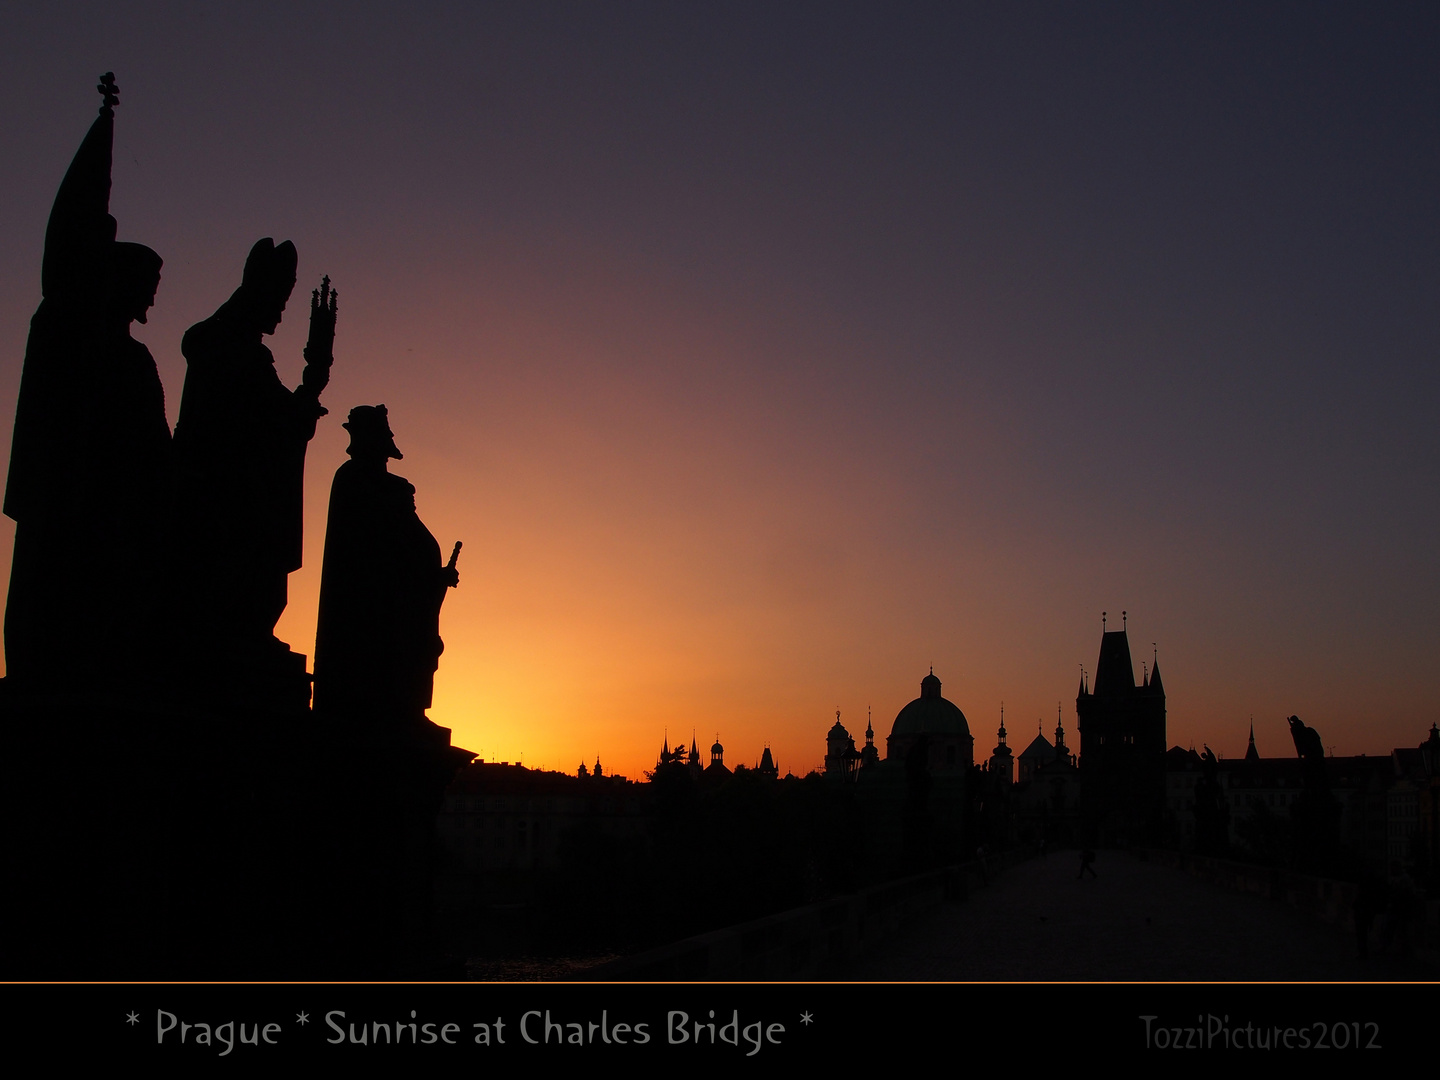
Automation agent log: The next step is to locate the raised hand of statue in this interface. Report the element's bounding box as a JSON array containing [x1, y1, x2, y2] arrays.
[[302, 275, 337, 395]]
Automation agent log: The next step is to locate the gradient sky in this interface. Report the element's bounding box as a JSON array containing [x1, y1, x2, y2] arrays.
[[1, 3, 1437, 779]]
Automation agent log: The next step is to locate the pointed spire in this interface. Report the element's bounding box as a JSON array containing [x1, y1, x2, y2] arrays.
[[759, 744, 776, 775], [1245, 718, 1259, 761]]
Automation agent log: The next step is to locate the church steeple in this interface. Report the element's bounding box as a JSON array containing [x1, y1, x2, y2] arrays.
[[988, 702, 1014, 783], [1245, 719, 1259, 761], [860, 705, 880, 769]]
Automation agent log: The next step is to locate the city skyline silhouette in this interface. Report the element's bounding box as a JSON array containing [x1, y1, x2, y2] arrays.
[[0, 6, 1436, 788]]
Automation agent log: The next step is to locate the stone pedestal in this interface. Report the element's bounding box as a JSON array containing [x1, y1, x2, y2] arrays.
[[0, 684, 472, 979]]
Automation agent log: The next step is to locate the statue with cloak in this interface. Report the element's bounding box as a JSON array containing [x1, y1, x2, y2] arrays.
[[4, 74, 170, 694], [172, 236, 336, 701], [312, 406, 459, 726]]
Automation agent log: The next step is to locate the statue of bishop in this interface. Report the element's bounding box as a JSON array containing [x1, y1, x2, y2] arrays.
[[172, 237, 336, 703]]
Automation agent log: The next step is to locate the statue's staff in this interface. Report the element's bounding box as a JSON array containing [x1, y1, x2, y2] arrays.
[[443, 541, 462, 590], [301, 274, 338, 402]]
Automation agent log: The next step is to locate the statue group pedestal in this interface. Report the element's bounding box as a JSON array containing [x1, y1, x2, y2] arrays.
[[0, 684, 473, 979]]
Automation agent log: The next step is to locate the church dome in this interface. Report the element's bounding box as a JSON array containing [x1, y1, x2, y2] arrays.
[[890, 670, 970, 739]]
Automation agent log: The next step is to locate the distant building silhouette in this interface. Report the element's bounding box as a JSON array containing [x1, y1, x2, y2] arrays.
[[1017, 721, 1057, 783], [825, 710, 861, 778], [1012, 709, 1081, 846], [861, 710, 881, 770], [758, 745, 779, 779], [705, 734, 732, 782], [1076, 622, 1166, 844], [887, 669, 973, 773], [810, 670, 978, 869], [988, 708, 1013, 785], [440, 761, 644, 874]]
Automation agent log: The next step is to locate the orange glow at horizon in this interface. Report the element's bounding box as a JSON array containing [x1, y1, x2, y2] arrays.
[[0, 242, 1432, 783]]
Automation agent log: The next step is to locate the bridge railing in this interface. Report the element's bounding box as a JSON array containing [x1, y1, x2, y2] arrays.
[[1134, 847, 1440, 950]]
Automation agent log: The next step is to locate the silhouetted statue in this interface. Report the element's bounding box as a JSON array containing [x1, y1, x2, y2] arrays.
[[172, 237, 336, 702], [1193, 744, 1230, 855], [4, 74, 170, 693], [1288, 714, 1326, 778], [1287, 714, 1339, 871], [312, 406, 459, 726]]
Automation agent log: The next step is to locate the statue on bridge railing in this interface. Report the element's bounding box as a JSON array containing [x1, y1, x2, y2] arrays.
[[172, 237, 337, 708], [311, 405, 460, 731], [1192, 745, 1230, 856], [4, 73, 171, 696], [1287, 714, 1340, 872]]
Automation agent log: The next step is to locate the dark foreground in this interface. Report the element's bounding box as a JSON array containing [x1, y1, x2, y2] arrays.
[[847, 849, 1436, 981]]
